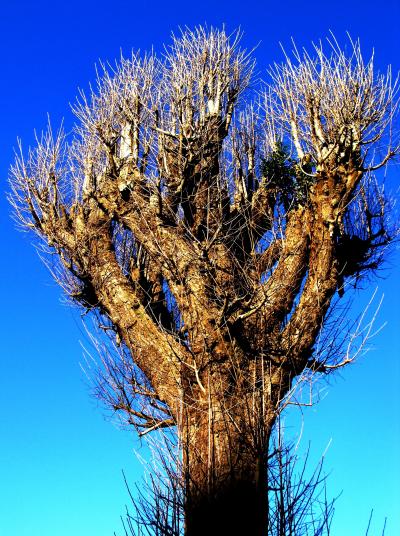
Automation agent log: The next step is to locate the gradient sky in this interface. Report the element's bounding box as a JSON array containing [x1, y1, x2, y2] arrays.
[[0, 1, 399, 535]]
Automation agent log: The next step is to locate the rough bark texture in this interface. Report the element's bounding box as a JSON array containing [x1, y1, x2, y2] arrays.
[[9, 28, 397, 535], [184, 405, 269, 535]]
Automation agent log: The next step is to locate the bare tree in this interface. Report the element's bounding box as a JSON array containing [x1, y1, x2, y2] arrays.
[[9, 27, 398, 536]]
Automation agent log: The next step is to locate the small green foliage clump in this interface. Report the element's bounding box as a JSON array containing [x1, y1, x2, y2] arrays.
[[261, 141, 314, 210]]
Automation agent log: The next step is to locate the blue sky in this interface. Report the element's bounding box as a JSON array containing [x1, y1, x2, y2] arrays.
[[0, 0, 399, 534]]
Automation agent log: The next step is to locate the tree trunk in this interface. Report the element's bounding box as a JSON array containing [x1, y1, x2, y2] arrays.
[[185, 470, 268, 536], [182, 393, 272, 536]]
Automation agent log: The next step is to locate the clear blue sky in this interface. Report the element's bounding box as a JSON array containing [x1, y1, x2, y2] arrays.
[[0, 1, 399, 535]]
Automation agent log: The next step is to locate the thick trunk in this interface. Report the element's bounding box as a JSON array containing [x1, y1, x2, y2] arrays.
[[182, 392, 273, 536], [185, 465, 268, 536]]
